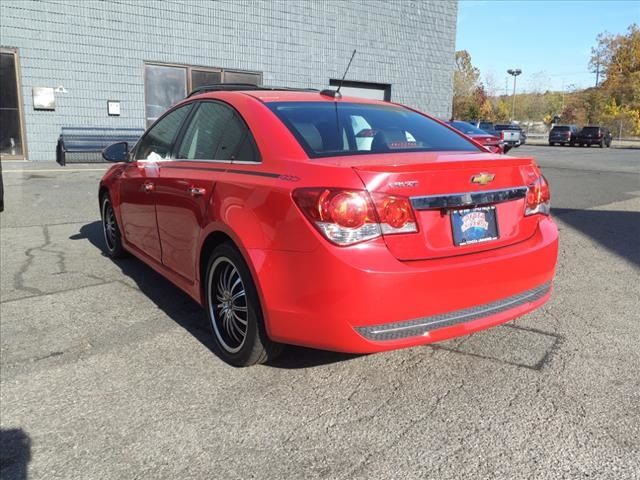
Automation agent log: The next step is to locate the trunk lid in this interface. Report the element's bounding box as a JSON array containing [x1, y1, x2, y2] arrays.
[[339, 152, 541, 261]]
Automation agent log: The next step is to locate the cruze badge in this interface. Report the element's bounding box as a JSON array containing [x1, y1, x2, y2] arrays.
[[389, 180, 419, 188], [471, 173, 495, 185]]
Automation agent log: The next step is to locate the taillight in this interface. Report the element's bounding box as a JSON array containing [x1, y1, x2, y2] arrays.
[[370, 193, 418, 234], [525, 175, 551, 216], [292, 188, 418, 246]]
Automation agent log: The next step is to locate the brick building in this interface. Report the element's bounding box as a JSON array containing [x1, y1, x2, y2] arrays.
[[0, 0, 458, 161]]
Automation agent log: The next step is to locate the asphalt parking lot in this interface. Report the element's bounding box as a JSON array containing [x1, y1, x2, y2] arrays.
[[1, 145, 639, 479]]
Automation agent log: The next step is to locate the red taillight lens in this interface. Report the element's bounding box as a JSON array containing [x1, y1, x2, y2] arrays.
[[324, 191, 370, 228], [293, 188, 380, 245], [525, 175, 551, 216], [371, 194, 418, 233], [293, 188, 418, 245]]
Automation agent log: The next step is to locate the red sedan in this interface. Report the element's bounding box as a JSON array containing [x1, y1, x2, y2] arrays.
[[99, 87, 558, 366], [446, 120, 506, 153]]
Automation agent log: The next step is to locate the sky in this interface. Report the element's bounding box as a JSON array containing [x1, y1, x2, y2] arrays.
[[456, 0, 640, 94]]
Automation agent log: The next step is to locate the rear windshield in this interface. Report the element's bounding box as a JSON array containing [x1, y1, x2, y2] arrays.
[[448, 121, 492, 136], [267, 102, 482, 158], [582, 126, 600, 133], [495, 124, 518, 130], [552, 126, 570, 132]]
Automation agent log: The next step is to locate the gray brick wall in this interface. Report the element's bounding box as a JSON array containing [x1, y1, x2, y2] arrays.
[[1, 0, 458, 161]]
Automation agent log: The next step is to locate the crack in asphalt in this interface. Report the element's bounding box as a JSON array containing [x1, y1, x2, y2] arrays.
[[12, 225, 49, 296]]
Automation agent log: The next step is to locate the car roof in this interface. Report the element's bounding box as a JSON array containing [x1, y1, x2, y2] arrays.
[[190, 89, 390, 105]]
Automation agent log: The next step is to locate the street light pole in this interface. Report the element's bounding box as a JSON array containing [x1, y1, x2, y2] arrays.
[[507, 68, 522, 122]]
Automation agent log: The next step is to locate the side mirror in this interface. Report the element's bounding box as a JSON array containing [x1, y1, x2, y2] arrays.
[[102, 142, 129, 162], [502, 144, 513, 154]]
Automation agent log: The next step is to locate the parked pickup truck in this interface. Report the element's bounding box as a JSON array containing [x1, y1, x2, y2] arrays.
[[469, 121, 521, 147], [494, 124, 525, 147], [576, 126, 612, 148]]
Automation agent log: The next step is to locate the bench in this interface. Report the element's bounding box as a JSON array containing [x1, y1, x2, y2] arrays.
[[56, 127, 145, 166]]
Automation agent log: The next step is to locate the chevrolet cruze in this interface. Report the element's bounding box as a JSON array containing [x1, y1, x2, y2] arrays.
[[99, 86, 558, 366]]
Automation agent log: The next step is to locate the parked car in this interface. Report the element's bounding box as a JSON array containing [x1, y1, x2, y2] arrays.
[[467, 120, 500, 137], [549, 125, 579, 146], [99, 86, 559, 366], [576, 126, 612, 147], [494, 124, 526, 146], [446, 120, 506, 153]]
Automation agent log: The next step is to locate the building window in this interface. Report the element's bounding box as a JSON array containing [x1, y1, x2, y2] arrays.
[[328, 79, 391, 101], [1, 48, 27, 159], [144, 62, 262, 127]]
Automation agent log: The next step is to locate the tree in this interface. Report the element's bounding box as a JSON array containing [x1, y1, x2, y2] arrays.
[[593, 24, 640, 108], [453, 50, 481, 118]]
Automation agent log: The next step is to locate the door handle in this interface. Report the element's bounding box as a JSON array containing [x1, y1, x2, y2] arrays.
[[189, 187, 206, 197], [143, 182, 155, 192]]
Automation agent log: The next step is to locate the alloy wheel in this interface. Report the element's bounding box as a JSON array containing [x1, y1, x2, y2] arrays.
[[207, 257, 249, 354], [102, 199, 117, 252]]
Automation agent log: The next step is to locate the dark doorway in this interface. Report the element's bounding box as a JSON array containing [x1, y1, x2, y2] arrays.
[[0, 48, 26, 160]]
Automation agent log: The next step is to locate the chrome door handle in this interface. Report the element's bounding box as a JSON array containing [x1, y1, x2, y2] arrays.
[[143, 182, 155, 192], [189, 187, 206, 197]]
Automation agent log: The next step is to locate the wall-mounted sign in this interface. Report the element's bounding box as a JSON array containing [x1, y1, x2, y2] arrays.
[[107, 100, 120, 116], [33, 87, 55, 110]]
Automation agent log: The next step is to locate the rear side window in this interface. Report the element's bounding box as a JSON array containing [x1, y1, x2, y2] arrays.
[[267, 102, 481, 158], [135, 104, 192, 160], [177, 101, 259, 162]]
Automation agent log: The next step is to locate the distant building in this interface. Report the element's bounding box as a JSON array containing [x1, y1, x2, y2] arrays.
[[0, 0, 458, 161]]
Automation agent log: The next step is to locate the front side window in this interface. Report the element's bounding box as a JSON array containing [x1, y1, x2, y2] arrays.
[[135, 104, 192, 160], [268, 102, 481, 158], [177, 101, 259, 162]]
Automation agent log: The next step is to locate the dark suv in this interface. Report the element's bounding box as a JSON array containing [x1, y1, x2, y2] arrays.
[[577, 126, 612, 148], [549, 125, 579, 146]]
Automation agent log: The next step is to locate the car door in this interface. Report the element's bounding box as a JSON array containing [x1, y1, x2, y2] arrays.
[[119, 104, 192, 262], [155, 100, 259, 282]]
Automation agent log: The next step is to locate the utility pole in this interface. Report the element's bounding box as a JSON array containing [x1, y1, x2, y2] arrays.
[[595, 62, 600, 88], [507, 69, 522, 122]]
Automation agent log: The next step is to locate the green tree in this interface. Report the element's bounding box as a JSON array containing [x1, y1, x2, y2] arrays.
[[453, 50, 480, 119]]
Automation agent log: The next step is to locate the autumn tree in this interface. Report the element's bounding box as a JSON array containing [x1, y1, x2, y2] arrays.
[[453, 50, 480, 119], [593, 24, 640, 109], [591, 23, 640, 134]]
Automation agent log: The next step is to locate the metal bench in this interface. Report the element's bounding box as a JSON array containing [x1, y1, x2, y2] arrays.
[[56, 127, 145, 165]]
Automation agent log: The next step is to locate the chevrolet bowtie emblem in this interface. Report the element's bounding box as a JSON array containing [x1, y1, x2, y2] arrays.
[[471, 172, 495, 185]]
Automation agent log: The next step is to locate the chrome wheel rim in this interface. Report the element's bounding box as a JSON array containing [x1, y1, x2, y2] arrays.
[[102, 199, 117, 252], [207, 257, 248, 354]]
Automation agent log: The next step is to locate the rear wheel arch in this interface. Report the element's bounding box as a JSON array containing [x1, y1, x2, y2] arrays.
[[198, 231, 260, 303], [99, 185, 109, 204]]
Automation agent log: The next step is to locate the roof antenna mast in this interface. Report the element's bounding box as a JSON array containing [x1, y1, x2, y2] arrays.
[[321, 49, 356, 99]]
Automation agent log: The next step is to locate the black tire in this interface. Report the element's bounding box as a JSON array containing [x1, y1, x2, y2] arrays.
[[549, 142, 554, 146], [101, 193, 126, 258], [204, 243, 282, 366]]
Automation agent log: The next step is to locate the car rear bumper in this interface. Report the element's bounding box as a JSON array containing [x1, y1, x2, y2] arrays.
[[578, 138, 602, 144], [250, 216, 559, 353]]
